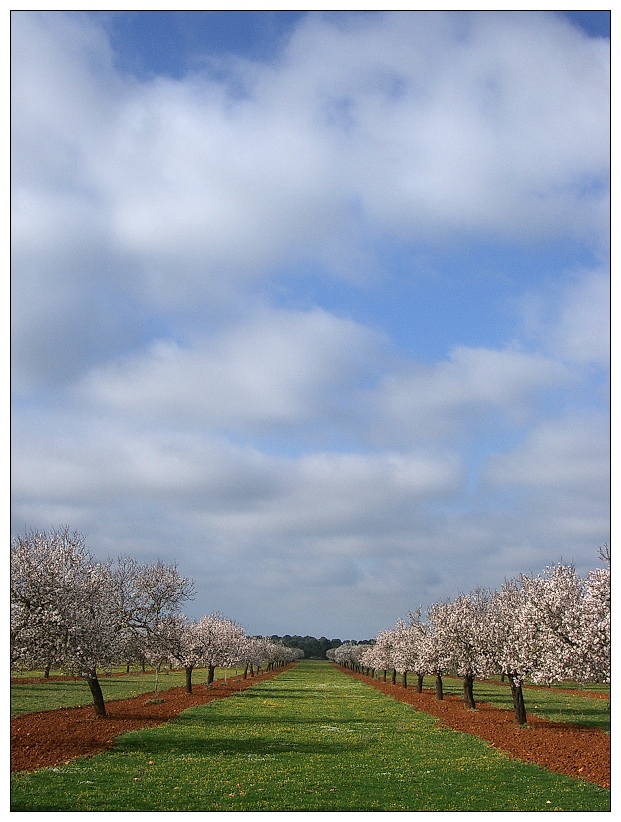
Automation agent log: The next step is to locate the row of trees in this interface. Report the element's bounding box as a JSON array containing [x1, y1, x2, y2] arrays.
[[142, 615, 303, 697], [329, 551, 610, 724], [269, 635, 372, 659], [10, 528, 303, 716]]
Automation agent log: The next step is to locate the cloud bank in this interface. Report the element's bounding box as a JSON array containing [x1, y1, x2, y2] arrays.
[[11, 11, 609, 638]]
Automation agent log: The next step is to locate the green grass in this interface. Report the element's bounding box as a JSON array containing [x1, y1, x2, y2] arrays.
[[385, 674, 610, 732], [10, 667, 237, 716], [11, 661, 609, 812]]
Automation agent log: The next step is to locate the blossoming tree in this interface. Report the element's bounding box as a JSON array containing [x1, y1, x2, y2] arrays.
[[430, 589, 494, 709], [11, 528, 123, 716], [11, 528, 195, 716]]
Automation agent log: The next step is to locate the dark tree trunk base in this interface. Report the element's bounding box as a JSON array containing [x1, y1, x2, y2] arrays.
[[185, 666, 193, 694], [463, 673, 476, 709], [84, 673, 106, 717], [508, 676, 528, 725]]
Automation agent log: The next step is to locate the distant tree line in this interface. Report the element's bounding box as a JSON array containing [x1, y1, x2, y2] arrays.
[[269, 635, 373, 660]]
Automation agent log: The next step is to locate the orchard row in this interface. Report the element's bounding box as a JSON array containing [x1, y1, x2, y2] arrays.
[[328, 551, 610, 724], [10, 527, 303, 716]]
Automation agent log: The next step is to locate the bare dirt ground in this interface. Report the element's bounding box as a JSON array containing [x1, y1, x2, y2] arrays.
[[11, 665, 609, 789], [341, 668, 610, 789], [11, 668, 287, 774]]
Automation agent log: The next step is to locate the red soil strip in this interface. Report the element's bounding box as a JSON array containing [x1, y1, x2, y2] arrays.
[[339, 667, 610, 789], [12, 665, 610, 790], [11, 668, 288, 774]]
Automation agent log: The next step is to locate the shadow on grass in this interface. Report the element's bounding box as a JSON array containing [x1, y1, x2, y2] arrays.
[[169, 709, 390, 729], [115, 735, 368, 757], [233, 687, 347, 699]]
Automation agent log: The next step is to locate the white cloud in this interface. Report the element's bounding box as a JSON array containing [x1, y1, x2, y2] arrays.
[[373, 345, 573, 443], [261, 11, 609, 242], [11, 11, 609, 337], [552, 271, 610, 366], [75, 307, 386, 434], [202, 449, 462, 541], [10, 11, 609, 637], [11, 407, 460, 539], [481, 411, 609, 554], [485, 412, 609, 492]]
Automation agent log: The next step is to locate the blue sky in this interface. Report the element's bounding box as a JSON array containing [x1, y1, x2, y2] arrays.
[[11, 11, 610, 639]]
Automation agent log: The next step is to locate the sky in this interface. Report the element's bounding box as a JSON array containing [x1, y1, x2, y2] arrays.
[[10, 10, 610, 640]]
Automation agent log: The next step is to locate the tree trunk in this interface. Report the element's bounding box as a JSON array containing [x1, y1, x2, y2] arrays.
[[402, 670, 408, 689], [243, 664, 249, 680], [508, 675, 527, 725], [207, 665, 216, 686], [44, 663, 51, 679], [383, 669, 387, 682], [391, 668, 397, 685], [153, 664, 160, 696], [185, 665, 193, 694], [463, 673, 476, 709], [435, 674, 444, 700], [417, 674, 424, 693], [83, 672, 106, 717]]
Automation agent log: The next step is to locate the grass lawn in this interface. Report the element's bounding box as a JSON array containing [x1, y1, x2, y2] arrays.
[[10, 667, 237, 716], [11, 661, 609, 812], [390, 674, 610, 732]]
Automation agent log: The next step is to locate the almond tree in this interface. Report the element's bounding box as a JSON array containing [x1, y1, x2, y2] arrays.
[[519, 561, 610, 687], [360, 629, 397, 682], [330, 642, 367, 672], [361, 553, 610, 726], [329, 643, 354, 668], [234, 635, 271, 677], [11, 527, 195, 716], [141, 614, 204, 694], [420, 606, 450, 700], [431, 589, 494, 709], [354, 644, 373, 674], [11, 528, 121, 716], [111, 556, 195, 640], [196, 613, 248, 684], [140, 624, 172, 698], [236, 635, 264, 678], [488, 564, 587, 724], [262, 637, 304, 670], [581, 565, 611, 683], [518, 564, 587, 687], [243, 637, 303, 673], [488, 576, 539, 724], [390, 615, 428, 690]]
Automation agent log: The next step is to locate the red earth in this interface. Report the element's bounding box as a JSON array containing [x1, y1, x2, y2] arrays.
[[340, 667, 610, 790], [11, 665, 609, 790], [11, 668, 288, 774]]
